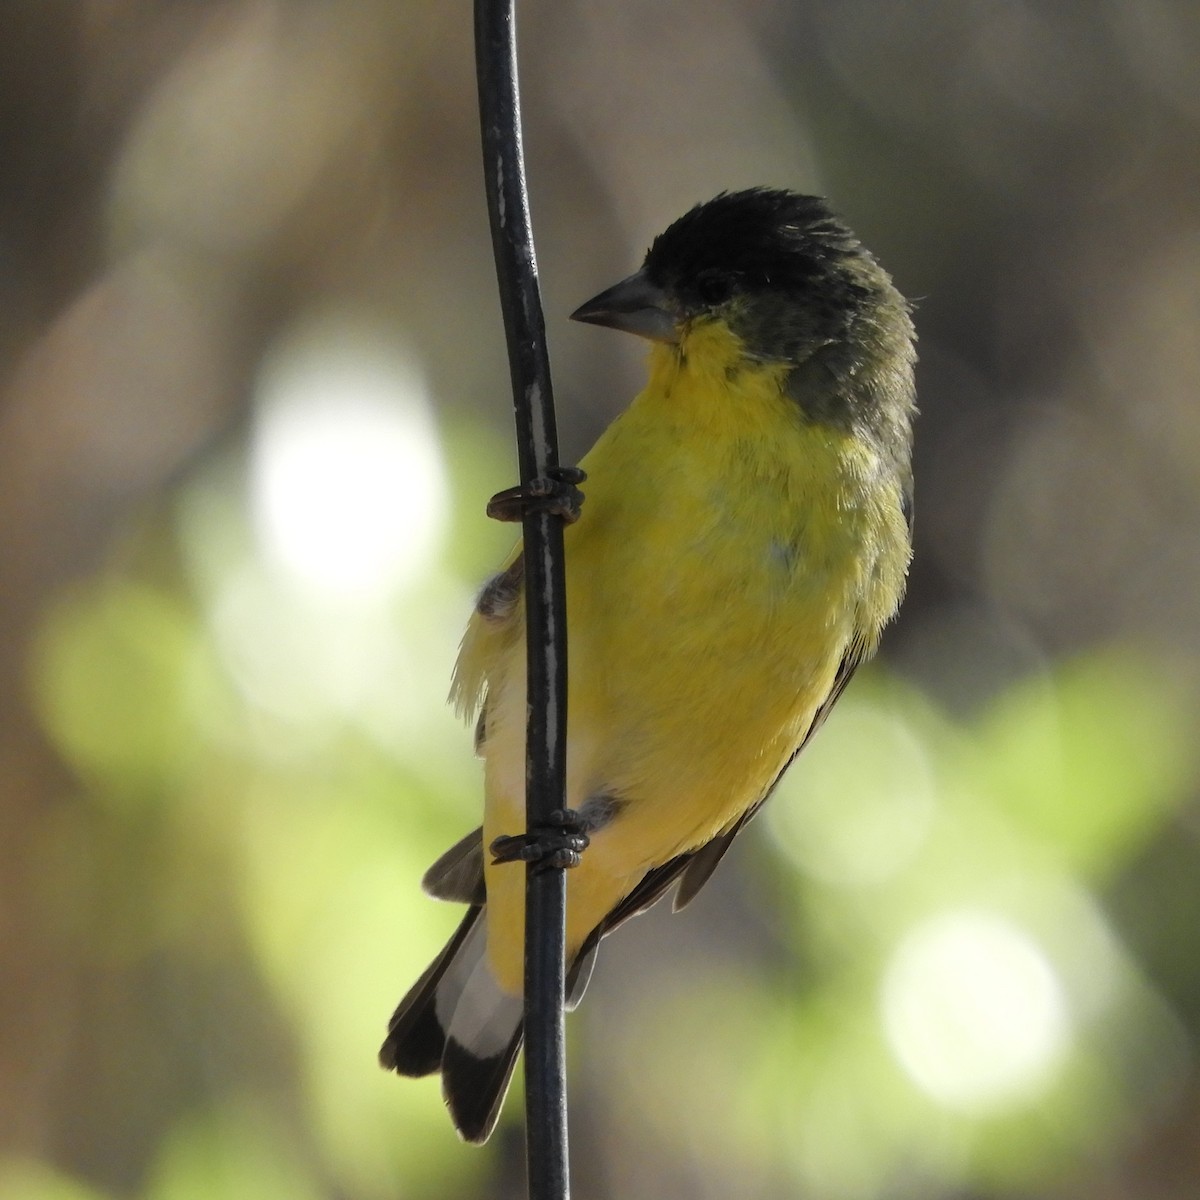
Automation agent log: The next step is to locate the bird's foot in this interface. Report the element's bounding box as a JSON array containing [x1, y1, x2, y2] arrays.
[[490, 809, 590, 872], [486, 466, 587, 525]]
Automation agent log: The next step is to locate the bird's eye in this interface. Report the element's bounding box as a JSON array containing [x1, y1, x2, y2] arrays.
[[695, 271, 733, 307]]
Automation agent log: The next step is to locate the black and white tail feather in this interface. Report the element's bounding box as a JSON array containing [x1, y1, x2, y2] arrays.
[[378, 829, 596, 1143]]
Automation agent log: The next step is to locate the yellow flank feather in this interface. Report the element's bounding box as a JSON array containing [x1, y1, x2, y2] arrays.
[[462, 317, 910, 995]]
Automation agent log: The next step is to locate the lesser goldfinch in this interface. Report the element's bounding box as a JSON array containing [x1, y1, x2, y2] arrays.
[[380, 188, 916, 1142]]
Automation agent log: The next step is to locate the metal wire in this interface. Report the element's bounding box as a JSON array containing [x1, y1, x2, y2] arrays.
[[473, 1, 571, 1195]]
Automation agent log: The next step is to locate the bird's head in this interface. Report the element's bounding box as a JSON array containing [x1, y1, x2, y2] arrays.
[[571, 187, 915, 436], [573, 189, 898, 353]]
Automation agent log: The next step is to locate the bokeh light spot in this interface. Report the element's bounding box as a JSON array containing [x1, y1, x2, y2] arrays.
[[882, 909, 1071, 1112], [250, 314, 448, 602]]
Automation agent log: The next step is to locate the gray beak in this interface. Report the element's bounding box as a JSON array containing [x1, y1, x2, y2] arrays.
[[570, 269, 680, 344]]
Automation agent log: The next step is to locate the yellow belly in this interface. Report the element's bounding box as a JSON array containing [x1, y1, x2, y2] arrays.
[[480, 333, 909, 992]]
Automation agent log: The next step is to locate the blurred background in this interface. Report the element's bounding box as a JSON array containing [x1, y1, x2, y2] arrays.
[[2, 1, 1199, 1198]]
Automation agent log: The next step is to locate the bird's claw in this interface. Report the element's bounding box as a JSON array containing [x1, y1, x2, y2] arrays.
[[490, 808, 590, 872], [487, 466, 587, 525]]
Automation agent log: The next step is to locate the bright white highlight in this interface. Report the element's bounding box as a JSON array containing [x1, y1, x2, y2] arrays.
[[250, 317, 447, 601], [882, 909, 1071, 1112]]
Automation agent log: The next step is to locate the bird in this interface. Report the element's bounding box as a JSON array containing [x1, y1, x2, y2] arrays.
[[379, 187, 917, 1143]]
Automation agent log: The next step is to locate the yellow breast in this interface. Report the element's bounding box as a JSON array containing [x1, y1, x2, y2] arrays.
[[564, 322, 906, 815], [477, 320, 910, 987]]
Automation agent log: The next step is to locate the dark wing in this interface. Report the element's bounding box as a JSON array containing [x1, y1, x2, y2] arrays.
[[422, 827, 486, 905], [672, 806, 760, 911], [565, 939, 598, 1010]]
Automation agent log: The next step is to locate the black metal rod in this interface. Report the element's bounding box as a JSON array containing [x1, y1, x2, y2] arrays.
[[473, 2, 570, 1197]]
